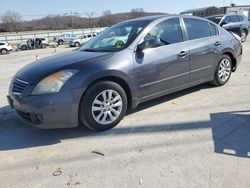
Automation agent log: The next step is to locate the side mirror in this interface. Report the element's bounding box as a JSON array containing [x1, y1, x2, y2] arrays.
[[220, 21, 228, 26], [137, 38, 161, 52]]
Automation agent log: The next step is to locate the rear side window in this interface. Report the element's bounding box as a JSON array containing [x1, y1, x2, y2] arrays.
[[0, 43, 4, 46], [209, 23, 219, 36], [144, 18, 183, 45], [238, 15, 245, 22], [87, 35, 92, 38], [184, 18, 211, 40], [229, 15, 239, 22]]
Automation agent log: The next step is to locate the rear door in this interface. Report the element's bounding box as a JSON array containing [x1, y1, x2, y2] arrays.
[[183, 18, 220, 82]]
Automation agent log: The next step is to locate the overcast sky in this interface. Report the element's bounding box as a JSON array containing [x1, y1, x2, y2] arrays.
[[1, 0, 250, 20]]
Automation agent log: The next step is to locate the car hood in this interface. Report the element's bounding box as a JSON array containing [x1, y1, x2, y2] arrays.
[[15, 50, 113, 84]]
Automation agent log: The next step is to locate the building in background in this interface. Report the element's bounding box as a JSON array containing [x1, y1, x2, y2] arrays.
[[180, 6, 223, 17], [181, 5, 250, 20], [222, 5, 250, 20]]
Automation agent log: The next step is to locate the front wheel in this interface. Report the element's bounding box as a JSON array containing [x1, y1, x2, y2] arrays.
[[241, 30, 247, 42], [0, 49, 7, 55], [210, 55, 232, 86], [58, 40, 63, 45], [79, 81, 127, 131]]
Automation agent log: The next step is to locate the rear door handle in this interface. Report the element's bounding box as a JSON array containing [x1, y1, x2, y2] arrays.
[[214, 41, 221, 46], [178, 51, 188, 58]]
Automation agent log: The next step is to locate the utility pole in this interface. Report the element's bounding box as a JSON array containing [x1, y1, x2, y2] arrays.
[[64, 11, 78, 30]]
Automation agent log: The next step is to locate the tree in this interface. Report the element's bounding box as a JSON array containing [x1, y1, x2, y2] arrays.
[[98, 10, 114, 26], [130, 8, 145, 18], [1, 10, 23, 33]]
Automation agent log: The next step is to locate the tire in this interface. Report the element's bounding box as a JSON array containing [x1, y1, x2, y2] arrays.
[[58, 40, 63, 45], [240, 30, 247, 43], [21, 45, 27, 50], [74, 42, 80, 47], [41, 44, 47, 48], [79, 81, 127, 131], [210, 54, 232, 86], [0, 48, 7, 55]]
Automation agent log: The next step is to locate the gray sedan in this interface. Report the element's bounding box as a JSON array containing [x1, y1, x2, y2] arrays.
[[7, 15, 242, 131]]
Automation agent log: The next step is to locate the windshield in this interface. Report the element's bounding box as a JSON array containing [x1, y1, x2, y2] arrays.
[[207, 16, 223, 24], [79, 20, 151, 52]]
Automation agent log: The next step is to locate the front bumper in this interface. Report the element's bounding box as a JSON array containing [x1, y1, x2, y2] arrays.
[[7, 88, 85, 129], [234, 44, 243, 71]]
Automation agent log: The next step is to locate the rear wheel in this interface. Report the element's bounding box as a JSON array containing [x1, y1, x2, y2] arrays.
[[241, 30, 247, 42], [211, 54, 232, 86], [74, 42, 80, 47], [0, 48, 7, 55], [41, 44, 47, 48], [21, 45, 27, 50], [79, 81, 127, 131]]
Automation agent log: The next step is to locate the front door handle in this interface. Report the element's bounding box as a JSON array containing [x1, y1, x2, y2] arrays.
[[178, 51, 188, 58], [214, 41, 221, 46]]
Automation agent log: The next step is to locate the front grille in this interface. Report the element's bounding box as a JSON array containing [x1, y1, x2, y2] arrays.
[[12, 78, 29, 95]]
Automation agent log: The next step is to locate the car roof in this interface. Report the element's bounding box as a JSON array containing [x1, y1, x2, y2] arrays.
[[206, 14, 225, 18], [123, 14, 214, 23]]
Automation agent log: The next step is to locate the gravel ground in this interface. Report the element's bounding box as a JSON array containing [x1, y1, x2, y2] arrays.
[[0, 41, 250, 188]]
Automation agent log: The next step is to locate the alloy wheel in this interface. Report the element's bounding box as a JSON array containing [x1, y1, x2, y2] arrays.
[[241, 31, 247, 42], [218, 58, 231, 82], [91, 89, 123, 125]]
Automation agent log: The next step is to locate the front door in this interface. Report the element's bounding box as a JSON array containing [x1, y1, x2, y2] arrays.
[[134, 18, 190, 100]]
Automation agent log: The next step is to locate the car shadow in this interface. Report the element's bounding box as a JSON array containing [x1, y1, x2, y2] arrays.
[[0, 83, 249, 158]]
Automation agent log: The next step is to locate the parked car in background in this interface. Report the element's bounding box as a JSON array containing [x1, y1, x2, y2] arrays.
[[0, 41, 13, 55], [17, 38, 48, 50], [206, 14, 250, 42], [8, 15, 242, 131], [54, 33, 77, 45], [69, 33, 96, 47]]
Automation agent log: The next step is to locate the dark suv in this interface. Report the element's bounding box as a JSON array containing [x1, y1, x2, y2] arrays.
[[206, 14, 249, 42]]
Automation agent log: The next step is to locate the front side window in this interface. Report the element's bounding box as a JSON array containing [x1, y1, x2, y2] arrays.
[[184, 18, 211, 40], [224, 16, 230, 23], [80, 20, 150, 52], [143, 18, 183, 45], [207, 16, 223, 24], [238, 15, 244, 22]]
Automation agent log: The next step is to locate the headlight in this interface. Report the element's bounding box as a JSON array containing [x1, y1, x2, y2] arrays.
[[32, 69, 78, 95]]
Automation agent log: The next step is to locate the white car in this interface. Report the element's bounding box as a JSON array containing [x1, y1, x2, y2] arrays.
[[0, 41, 13, 55], [17, 38, 49, 50], [69, 33, 96, 47]]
